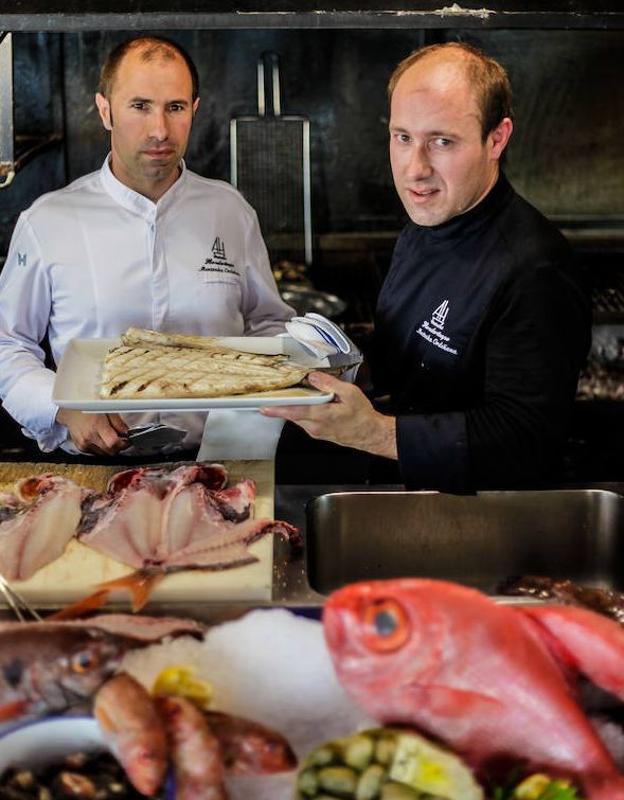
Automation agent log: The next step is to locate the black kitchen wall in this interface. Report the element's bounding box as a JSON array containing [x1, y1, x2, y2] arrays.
[[1, 27, 624, 255]]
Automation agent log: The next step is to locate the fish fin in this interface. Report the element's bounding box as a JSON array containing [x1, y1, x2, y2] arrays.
[[48, 571, 165, 620], [48, 588, 111, 620], [521, 605, 624, 701], [0, 700, 28, 721], [403, 682, 504, 719]]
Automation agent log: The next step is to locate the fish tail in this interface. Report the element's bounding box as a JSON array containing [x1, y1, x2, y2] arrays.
[[121, 571, 166, 613], [48, 570, 165, 619], [48, 588, 111, 620]]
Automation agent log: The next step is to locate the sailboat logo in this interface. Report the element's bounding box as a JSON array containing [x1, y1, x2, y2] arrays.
[[212, 236, 226, 260], [430, 300, 449, 331]]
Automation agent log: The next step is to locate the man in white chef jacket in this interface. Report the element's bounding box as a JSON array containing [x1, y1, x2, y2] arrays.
[[0, 36, 293, 457]]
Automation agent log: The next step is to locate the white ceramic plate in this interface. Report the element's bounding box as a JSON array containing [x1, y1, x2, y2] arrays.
[[0, 716, 104, 771], [0, 716, 174, 798], [53, 338, 334, 412]]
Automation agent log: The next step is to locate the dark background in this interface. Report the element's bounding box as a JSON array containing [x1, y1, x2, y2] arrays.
[[1, 23, 624, 481], [2, 27, 624, 252]]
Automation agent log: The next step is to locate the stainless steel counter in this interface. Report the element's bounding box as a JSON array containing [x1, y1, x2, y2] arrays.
[[270, 481, 624, 609]]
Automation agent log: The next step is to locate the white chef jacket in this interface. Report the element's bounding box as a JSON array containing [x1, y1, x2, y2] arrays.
[[0, 157, 294, 454]]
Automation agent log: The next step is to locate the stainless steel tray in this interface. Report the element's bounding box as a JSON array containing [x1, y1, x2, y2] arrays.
[[304, 489, 624, 596]]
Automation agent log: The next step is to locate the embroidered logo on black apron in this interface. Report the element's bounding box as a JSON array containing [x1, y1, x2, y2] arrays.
[[417, 299, 458, 356]]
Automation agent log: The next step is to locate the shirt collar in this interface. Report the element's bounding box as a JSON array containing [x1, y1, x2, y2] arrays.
[[416, 172, 514, 244], [99, 155, 188, 219]]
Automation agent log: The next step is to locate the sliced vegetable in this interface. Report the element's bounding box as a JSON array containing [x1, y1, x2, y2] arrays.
[[296, 727, 484, 800], [151, 664, 213, 709], [513, 774, 583, 800]]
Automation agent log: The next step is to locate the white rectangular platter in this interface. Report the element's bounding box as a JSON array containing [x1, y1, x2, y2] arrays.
[[53, 337, 333, 412]]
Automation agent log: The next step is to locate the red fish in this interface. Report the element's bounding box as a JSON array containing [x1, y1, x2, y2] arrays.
[[323, 578, 624, 800], [95, 673, 168, 796]]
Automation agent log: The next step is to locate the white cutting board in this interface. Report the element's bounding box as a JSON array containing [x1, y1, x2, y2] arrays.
[[0, 460, 275, 607]]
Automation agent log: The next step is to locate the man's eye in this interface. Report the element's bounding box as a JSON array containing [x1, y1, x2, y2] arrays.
[[169, 104, 185, 112], [131, 102, 147, 111], [392, 133, 411, 144], [433, 137, 452, 147]]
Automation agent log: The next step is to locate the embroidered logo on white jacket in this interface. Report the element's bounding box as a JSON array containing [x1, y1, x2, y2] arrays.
[[417, 299, 458, 355], [198, 236, 239, 276], [212, 236, 226, 260]]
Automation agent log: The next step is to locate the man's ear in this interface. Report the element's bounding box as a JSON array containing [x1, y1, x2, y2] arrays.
[[95, 92, 113, 131], [489, 117, 513, 161], [192, 97, 200, 116]]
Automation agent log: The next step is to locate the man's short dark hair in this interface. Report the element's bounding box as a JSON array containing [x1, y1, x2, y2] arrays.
[[99, 36, 199, 102], [387, 41, 513, 141]]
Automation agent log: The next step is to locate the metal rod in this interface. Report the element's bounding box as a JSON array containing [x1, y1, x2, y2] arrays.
[[0, 32, 14, 189], [256, 55, 265, 117], [302, 119, 312, 265], [270, 52, 281, 117], [0, 573, 42, 621]]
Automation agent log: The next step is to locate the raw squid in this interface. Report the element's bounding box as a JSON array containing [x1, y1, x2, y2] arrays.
[[55, 463, 300, 615], [0, 474, 88, 580]]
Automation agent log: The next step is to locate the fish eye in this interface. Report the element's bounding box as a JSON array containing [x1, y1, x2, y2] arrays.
[[362, 598, 410, 652], [71, 651, 98, 674]]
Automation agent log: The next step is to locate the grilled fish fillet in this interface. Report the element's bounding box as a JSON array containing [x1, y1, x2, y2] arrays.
[[122, 327, 231, 352], [100, 344, 310, 399]]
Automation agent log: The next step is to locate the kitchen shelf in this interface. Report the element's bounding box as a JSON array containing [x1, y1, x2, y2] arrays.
[[1, 1, 624, 32]]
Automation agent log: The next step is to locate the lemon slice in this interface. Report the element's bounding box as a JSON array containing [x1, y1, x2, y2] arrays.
[[152, 665, 213, 709]]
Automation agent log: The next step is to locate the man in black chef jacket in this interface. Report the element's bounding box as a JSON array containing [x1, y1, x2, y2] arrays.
[[263, 41, 591, 491]]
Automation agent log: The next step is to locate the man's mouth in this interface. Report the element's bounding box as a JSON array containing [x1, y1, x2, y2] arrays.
[[407, 187, 439, 203], [143, 148, 175, 158]]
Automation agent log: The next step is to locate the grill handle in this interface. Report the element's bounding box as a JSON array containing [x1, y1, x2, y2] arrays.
[[257, 51, 282, 118]]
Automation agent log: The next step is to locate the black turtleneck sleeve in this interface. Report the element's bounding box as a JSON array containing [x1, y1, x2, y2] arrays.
[[373, 175, 591, 492]]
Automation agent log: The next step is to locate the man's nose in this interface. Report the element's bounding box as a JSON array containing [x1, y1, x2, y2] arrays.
[[407, 144, 433, 180], [148, 110, 169, 141]]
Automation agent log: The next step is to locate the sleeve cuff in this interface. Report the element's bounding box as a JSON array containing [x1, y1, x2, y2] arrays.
[[3, 370, 70, 452]]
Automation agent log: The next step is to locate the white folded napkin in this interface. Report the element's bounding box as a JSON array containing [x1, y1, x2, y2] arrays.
[[284, 313, 362, 380], [198, 315, 361, 462], [198, 411, 286, 461]]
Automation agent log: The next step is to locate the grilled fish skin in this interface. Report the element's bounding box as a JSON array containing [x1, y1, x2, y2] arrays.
[[100, 344, 309, 399], [122, 327, 226, 351]]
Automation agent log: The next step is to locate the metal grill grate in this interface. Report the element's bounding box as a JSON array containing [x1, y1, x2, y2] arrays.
[[233, 117, 305, 235], [230, 52, 312, 265]]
